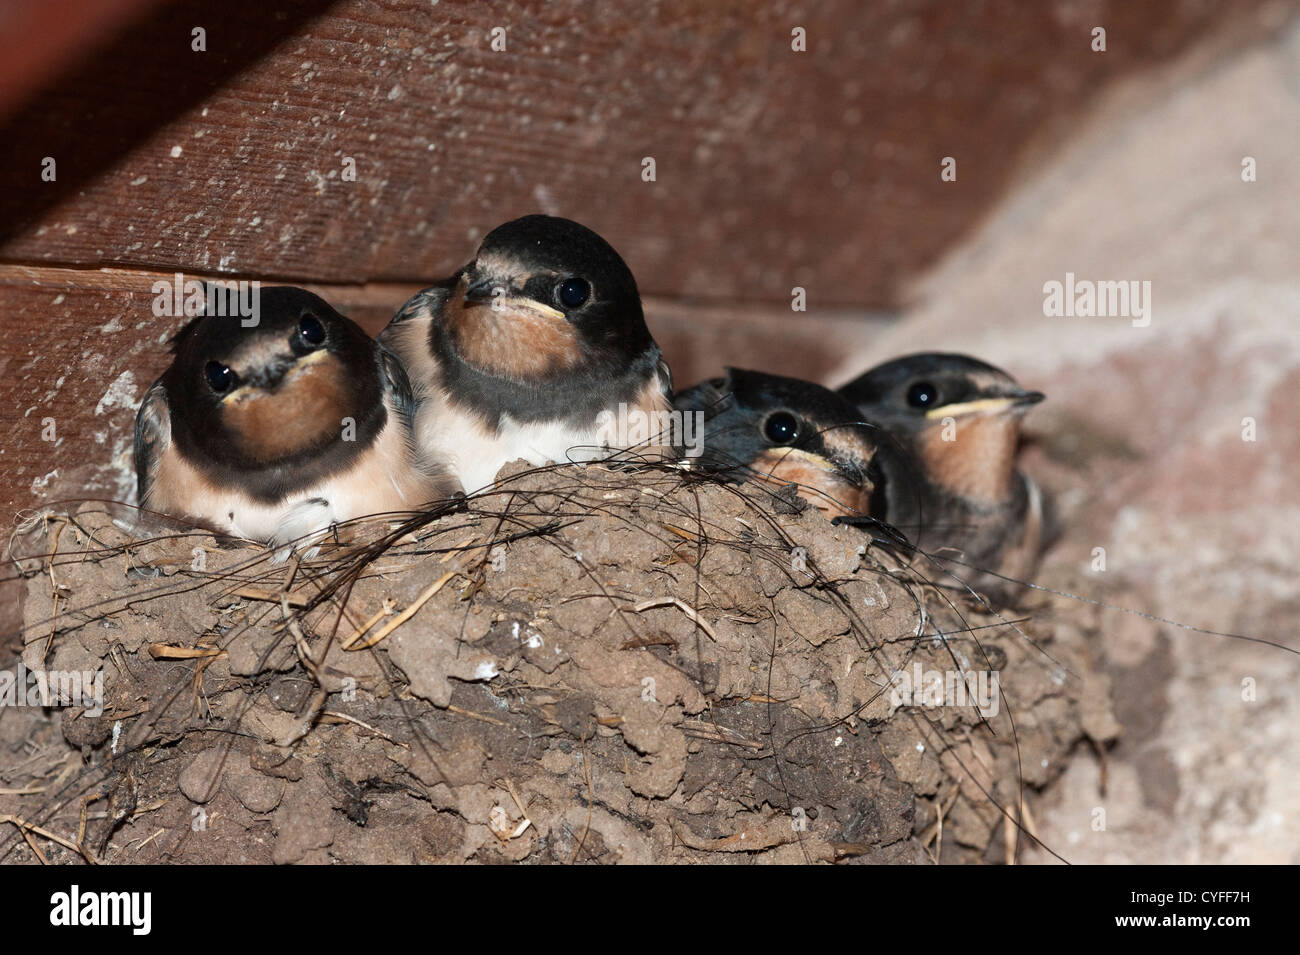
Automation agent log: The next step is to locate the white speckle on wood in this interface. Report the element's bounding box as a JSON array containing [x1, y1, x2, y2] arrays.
[[30, 470, 59, 494], [95, 371, 138, 416]]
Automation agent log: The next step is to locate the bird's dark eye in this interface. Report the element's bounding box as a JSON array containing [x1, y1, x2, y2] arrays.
[[906, 381, 939, 409], [763, 411, 800, 446], [556, 277, 591, 309], [298, 314, 326, 347], [205, 361, 235, 394]]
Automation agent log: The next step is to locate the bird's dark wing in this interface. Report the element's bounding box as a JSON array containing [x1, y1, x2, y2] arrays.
[[133, 380, 172, 507], [376, 343, 418, 428], [382, 278, 457, 331], [671, 374, 752, 468], [671, 374, 731, 416], [654, 352, 674, 405]]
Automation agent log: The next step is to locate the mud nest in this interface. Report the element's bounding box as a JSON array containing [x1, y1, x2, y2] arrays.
[[3, 462, 1118, 864]]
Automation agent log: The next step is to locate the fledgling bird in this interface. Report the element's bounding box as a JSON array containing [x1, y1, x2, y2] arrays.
[[380, 215, 673, 494], [673, 368, 881, 519], [837, 352, 1045, 587], [134, 286, 452, 552]]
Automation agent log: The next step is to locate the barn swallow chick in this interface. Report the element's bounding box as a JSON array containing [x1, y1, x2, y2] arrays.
[[134, 286, 452, 554], [838, 353, 1045, 586], [673, 368, 880, 519], [380, 215, 673, 495]]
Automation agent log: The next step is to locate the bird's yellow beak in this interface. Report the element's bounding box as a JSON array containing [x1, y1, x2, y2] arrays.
[[222, 348, 331, 403], [464, 275, 566, 322], [923, 391, 1044, 420], [750, 447, 874, 518]]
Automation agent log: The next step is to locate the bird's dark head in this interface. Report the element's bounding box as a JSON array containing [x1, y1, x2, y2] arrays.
[[675, 367, 882, 518], [445, 214, 653, 381], [840, 352, 1043, 429], [165, 286, 383, 467], [839, 352, 1043, 502]]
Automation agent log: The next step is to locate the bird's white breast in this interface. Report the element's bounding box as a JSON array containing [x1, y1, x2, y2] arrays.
[[417, 395, 607, 495], [148, 398, 442, 556]]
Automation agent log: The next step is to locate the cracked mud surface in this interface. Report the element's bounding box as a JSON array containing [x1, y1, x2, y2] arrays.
[[2, 464, 1111, 864]]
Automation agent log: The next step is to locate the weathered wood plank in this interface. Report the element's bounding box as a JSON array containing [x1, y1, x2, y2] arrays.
[[0, 0, 163, 120], [0, 0, 1260, 306]]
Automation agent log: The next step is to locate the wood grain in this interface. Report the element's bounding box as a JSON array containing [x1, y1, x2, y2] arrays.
[[0, 0, 1260, 306], [0, 0, 164, 120]]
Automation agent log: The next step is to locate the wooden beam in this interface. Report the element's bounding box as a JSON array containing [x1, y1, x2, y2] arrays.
[[0, 0, 165, 121], [0, 0, 1261, 308]]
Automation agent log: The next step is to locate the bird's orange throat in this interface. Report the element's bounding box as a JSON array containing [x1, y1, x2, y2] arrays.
[[750, 448, 874, 519], [441, 290, 584, 380], [915, 412, 1021, 504], [219, 352, 355, 461]]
